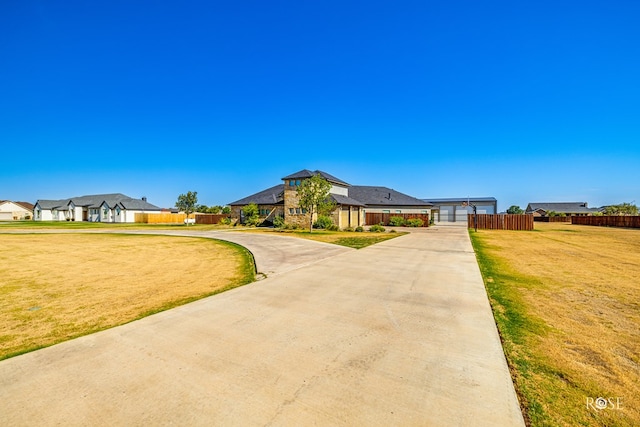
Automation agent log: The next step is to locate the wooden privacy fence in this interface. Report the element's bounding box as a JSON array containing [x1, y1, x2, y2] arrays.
[[135, 213, 189, 223], [195, 214, 230, 224], [572, 216, 640, 228], [365, 213, 429, 227], [468, 214, 534, 231], [534, 216, 571, 223]]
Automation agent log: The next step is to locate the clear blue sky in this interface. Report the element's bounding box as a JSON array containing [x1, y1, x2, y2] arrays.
[[2, 1, 639, 210]]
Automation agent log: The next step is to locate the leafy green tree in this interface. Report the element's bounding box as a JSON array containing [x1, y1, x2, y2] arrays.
[[221, 206, 231, 214], [507, 205, 524, 214], [297, 174, 336, 232], [602, 202, 639, 216], [176, 191, 198, 226], [242, 203, 260, 226]]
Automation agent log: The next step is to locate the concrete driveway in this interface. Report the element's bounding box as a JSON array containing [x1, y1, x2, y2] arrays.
[[113, 229, 355, 278], [0, 225, 524, 426]]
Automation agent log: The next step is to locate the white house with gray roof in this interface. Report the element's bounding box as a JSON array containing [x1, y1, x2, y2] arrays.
[[34, 193, 161, 223]]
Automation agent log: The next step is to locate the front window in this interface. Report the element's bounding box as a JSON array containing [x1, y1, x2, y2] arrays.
[[295, 179, 301, 186], [289, 208, 294, 214], [289, 180, 295, 186]]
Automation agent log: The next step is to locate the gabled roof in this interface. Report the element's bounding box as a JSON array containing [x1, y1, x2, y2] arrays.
[[348, 186, 433, 207], [0, 200, 34, 211], [35, 199, 69, 209], [525, 202, 595, 214], [281, 169, 350, 186], [229, 184, 285, 206], [15, 201, 35, 211], [36, 194, 161, 211]]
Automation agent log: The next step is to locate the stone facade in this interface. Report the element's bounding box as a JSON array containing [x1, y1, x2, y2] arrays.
[[283, 181, 313, 228]]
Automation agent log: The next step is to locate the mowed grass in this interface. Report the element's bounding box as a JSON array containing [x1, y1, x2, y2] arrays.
[[0, 233, 254, 360], [0, 220, 232, 231], [470, 223, 640, 426], [241, 228, 407, 249]]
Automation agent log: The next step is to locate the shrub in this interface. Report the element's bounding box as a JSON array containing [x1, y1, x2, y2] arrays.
[[355, 226, 364, 232], [369, 224, 386, 233], [313, 215, 334, 229], [390, 229, 397, 233], [406, 218, 424, 227], [389, 216, 406, 226], [326, 224, 339, 231], [342, 226, 354, 232], [218, 217, 232, 225], [242, 203, 260, 226], [273, 215, 285, 228]]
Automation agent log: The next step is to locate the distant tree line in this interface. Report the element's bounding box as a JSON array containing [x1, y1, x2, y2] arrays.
[[196, 204, 231, 214], [505, 203, 639, 216]]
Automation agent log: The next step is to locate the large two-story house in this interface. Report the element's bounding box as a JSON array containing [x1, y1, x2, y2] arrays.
[[229, 169, 432, 228]]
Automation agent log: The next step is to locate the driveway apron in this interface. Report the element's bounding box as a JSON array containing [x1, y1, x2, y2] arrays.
[[0, 225, 525, 426]]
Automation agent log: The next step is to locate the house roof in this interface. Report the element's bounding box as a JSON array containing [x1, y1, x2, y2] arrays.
[[0, 201, 34, 211], [229, 184, 285, 206], [36, 194, 161, 210], [348, 186, 433, 207], [15, 201, 35, 211], [423, 197, 497, 204], [525, 202, 595, 214], [281, 169, 350, 186], [330, 194, 367, 207]]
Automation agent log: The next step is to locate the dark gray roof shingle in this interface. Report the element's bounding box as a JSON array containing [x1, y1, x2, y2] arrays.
[[229, 184, 284, 206], [281, 169, 350, 186], [348, 186, 432, 207], [526, 202, 594, 214], [36, 194, 161, 210], [330, 194, 367, 207]]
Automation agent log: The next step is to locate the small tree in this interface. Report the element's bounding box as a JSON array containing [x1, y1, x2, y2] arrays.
[[297, 174, 336, 232], [507, 205, 524, 214], [176, 191, 198, 226], [242, 203, 260, 226]]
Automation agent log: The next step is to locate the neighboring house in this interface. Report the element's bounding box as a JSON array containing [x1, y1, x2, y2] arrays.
[[33, 193, 161, 223], [229, 169, 432, 228], [0, 201, 34, 221], [421, 197, 498, 223], [525, 202, 596, 217]]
